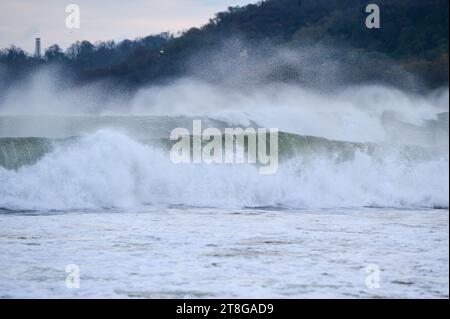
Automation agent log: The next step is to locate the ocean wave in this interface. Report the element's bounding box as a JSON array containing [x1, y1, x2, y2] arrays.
[[0, 129, 447, 210]]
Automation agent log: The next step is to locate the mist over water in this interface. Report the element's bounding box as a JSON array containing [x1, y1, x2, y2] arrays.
[[129, 79, 449, 145], [0, 42, 448, 211], [1, 73, 448, 142]]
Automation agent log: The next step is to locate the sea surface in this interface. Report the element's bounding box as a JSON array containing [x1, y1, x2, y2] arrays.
[[0, 207, 448, 298], [0, 115, 448, 298]]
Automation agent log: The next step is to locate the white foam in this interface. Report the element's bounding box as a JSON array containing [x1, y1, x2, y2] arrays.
[[0, 130, 447, 210]]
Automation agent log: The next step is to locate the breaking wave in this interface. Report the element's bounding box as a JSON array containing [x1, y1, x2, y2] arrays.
[[0, 129, 448, 211]]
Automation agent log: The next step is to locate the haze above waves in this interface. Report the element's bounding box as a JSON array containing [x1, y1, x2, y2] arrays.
[[0, 68, 448, 145], [0, 43, 448, 211]]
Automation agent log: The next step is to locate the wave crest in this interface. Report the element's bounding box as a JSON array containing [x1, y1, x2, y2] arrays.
[[0, 130, 447, 211]]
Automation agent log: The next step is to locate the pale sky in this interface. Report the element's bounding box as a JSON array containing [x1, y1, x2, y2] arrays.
[[0, 0, 258, 53]]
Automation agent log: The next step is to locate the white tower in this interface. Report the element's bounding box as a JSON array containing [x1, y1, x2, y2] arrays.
[[35, 38, 41, 61]]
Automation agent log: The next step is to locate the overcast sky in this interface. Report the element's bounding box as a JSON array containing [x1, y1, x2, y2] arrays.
[[0, 0, 258, 53]]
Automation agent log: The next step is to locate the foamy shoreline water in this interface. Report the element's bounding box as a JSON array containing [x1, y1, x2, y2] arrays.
[[0, 208, 448, 298]]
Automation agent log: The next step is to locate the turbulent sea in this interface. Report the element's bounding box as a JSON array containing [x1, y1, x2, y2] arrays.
[[0, 113, 448, 298]]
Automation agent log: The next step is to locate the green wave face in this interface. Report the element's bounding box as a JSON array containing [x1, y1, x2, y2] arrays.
[[1, 131, 446, 171], [0, 137, 53, 170]]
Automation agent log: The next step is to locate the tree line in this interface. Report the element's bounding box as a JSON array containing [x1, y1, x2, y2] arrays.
[[0, 0, 448, 92]]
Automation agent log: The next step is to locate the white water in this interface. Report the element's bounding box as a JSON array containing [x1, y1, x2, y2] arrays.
[[0, 130, 448, 211], [0, 207, 448, 298]]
